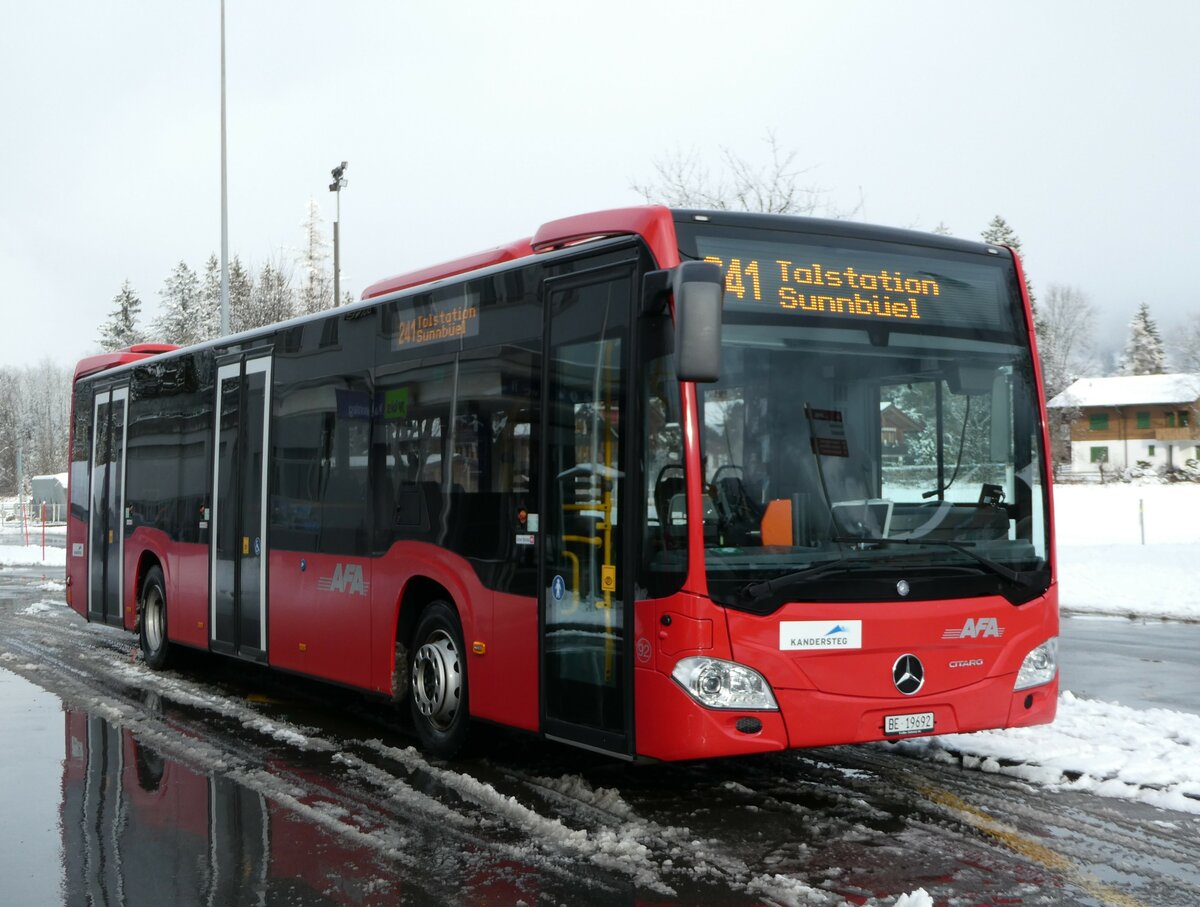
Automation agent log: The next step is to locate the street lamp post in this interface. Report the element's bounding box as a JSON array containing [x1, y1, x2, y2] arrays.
[[219, 0, 230, 335], [329, 161, 348, 306]]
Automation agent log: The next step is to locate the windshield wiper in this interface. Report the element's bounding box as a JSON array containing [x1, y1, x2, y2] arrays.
[[736, 539, 1029, 610], [736, 554, 879, 607], [831, 536, 1022, 583]]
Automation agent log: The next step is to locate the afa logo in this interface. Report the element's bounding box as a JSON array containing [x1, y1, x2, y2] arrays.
[[942, 616, 1004, 640], [317, 563, 369, 596]]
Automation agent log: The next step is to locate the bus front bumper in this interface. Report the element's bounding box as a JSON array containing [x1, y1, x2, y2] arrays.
[[634, 666, 1057, 761]]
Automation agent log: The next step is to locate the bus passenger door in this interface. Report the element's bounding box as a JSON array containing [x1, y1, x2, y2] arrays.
[[88, 385, 129, 626], [540, 264, 635, 758], [211, 355, 272, 662]]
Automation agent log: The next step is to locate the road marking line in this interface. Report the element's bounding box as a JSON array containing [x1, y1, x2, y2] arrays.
[[920, 784, 1148, 907]]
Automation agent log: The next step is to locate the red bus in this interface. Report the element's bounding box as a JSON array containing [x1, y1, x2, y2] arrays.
[[66, 206, 1057, 761]]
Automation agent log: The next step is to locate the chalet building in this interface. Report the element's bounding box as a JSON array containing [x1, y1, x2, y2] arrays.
[[880, 401, 923, 464], [1046, 373, 1200, 474]]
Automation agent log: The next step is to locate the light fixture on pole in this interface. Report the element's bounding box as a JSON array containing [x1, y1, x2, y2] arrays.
[[329, 161, 348, 307]]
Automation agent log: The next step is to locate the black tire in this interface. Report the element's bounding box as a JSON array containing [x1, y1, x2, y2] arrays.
[[139, 566, 173, 670], [409, 600, 469, 758], [133, 741, 165, 792]]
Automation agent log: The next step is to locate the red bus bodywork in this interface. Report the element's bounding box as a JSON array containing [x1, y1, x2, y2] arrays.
[[67, 208, 1057, 761]]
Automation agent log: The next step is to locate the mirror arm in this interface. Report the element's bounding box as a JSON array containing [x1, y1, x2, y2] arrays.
[[640, 269, 672, 316]]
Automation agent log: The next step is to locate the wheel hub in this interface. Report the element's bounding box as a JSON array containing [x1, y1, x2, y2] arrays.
[[144, 588, 164, 651], [411, 631, 461, 730]]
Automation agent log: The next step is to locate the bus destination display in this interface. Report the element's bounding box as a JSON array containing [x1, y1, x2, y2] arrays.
[[695, 235, 1016, 333], [388, 292, 481, 351]]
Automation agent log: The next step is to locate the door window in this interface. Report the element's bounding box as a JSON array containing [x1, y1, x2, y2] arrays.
[[542, 268, 631, 746]]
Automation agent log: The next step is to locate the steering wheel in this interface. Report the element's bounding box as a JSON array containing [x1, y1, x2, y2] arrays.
[[892, 498, 954, 539]]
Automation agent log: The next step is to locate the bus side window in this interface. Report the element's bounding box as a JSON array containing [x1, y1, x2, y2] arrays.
[[271, 378, 370, 554], [448, 343, 540, 594], [377, 362, 451, 547]]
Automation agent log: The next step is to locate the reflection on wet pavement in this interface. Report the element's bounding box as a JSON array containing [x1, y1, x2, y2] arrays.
[[0, 667, 446, 906], [5, 579, 1200, 907], [0, 668, 63, 906], [60, 708, 452, 906]]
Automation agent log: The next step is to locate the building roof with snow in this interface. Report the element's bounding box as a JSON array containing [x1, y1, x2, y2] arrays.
[[1047, 374, 1200, 409]]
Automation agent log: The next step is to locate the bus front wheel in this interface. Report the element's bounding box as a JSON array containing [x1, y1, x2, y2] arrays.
[[409, 601, 469, 758], [139, 566, 173, 670]]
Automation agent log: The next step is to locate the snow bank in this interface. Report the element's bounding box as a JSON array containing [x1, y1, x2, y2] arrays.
[[1058, 544, 1200, 620], [0, 544, 65, 568], [888, 691, 1200, 814], [1054, 482, 1200, 546], [891, 891, 934, 907], [1055, 483, 1200, 621], [879, 484, 1200, 812]]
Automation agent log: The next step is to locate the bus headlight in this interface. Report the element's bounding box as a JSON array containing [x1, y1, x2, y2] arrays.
[[1014, 637, 1058, 690], [672, 657, 778, 710]]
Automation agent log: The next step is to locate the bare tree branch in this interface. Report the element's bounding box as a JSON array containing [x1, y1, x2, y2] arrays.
[[1039, 283, 1099, 399], [1170, 312, 1200, 372], [632, 132, 855, 217]]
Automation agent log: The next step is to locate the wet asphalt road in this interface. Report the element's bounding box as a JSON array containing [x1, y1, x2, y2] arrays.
[[1057, 614, 1200, 714], [1, 564, 1198, 906]]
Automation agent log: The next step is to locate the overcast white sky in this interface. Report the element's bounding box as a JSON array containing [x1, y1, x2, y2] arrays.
[[2, 1, 1197, 370]]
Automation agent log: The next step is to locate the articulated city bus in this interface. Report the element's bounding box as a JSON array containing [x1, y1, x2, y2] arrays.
[[66, 206, 1057, 761]]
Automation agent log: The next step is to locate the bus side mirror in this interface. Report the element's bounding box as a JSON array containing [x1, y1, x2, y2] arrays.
[[673, 261, 724, 383]]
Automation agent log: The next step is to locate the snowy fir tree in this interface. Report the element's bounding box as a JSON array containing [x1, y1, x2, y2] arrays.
[[981, 215, 1038, 321], [1119, 302, 1167, 376], [97, 280, 145, 351], [153, 261, 204, 346], [243, 259, 296, 331], [298, 199, 334, 315], [228, 255, 254, 332], [199, 254, 225, 341], [103, 197, 349, 348]]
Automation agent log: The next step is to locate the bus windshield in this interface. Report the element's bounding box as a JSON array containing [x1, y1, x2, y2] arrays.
[[681, 221, 1050, 611]]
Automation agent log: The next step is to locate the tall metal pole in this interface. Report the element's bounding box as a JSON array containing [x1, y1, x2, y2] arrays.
[[329, 161, 347, 307], [219, 0, 230, 335], [333, 192, 340, 307]]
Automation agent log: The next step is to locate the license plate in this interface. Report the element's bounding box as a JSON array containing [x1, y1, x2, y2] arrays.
[[884, 711, 935, 736]]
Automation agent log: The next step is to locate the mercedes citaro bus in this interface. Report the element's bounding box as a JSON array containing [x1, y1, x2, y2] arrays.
[[67, 206, 1057, 761]]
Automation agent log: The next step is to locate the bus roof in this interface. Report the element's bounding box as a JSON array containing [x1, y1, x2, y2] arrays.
[[76, 207, 1013, 381], [360, 205, 1007, 302], [74, 343, 179, 382], [360, 206, 679, 300]]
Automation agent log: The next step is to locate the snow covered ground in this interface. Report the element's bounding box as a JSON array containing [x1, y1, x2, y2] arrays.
[[1054, 482, 1200, 621], [4, 482, 1198, 823], [888, 481, 1200, 816], [0, 544, 65, 568]]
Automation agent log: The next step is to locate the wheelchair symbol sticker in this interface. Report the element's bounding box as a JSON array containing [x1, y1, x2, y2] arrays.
[[551, 575, 566, 601]]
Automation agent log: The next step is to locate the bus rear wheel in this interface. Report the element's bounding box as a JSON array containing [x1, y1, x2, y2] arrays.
[[409, 601, 469, 758], [139, 566, 173, 670]]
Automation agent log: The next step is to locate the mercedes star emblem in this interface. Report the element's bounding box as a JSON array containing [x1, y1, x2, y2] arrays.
[[892, 653, 925, 695], [896, 579, 911, 597]]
